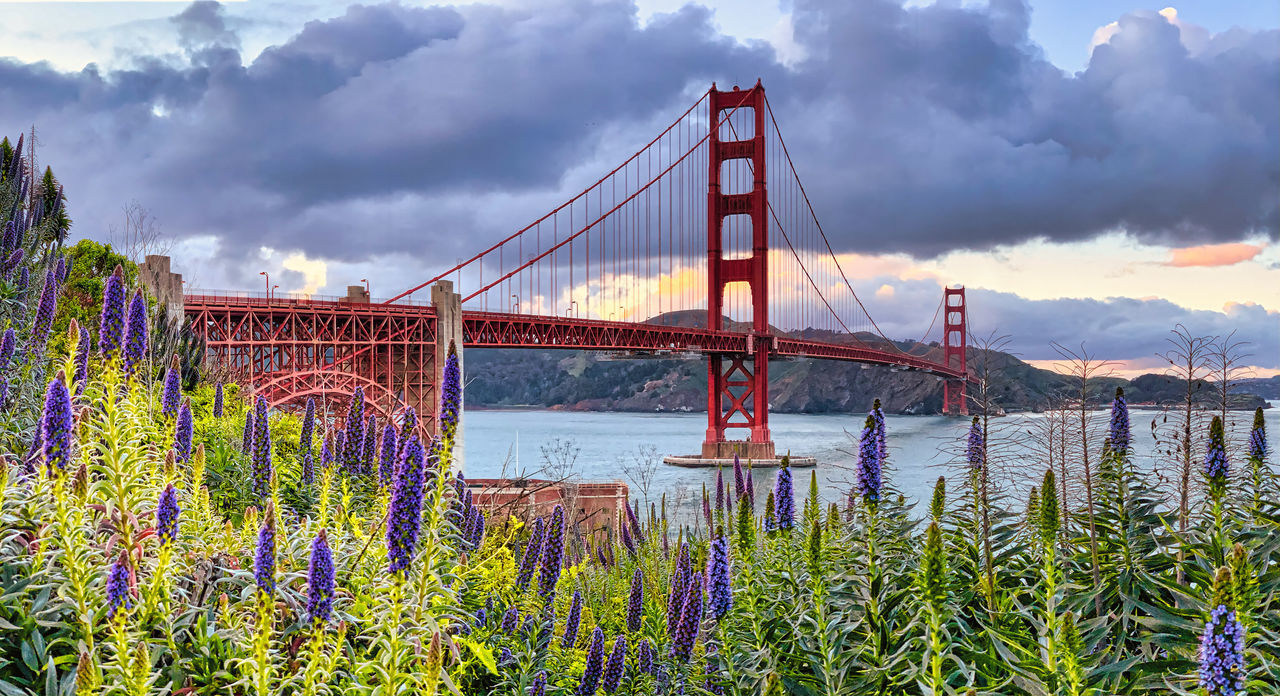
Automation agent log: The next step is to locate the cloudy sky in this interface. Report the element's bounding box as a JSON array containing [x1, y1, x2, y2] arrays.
[[1, 0, 1276, 375]]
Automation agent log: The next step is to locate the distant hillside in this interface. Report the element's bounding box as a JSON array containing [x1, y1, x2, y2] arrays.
[[464, 314, 1268, 415], [1237, 376, 1280, 400]]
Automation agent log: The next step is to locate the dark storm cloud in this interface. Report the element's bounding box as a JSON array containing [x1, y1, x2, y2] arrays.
[[780, 0, 1279, 255], [0, 0, 1274, 274]]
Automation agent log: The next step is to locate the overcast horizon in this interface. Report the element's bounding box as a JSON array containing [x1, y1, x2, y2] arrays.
[[0, 0, 1276, 377]]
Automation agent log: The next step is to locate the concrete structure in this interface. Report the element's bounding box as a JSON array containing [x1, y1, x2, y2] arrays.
[[467, 477, 629, 533], [139, 254, 184, 320]]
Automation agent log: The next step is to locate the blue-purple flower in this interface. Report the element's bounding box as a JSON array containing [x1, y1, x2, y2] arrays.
[[855, 415, 882, 503], [72, 326, 89, 395], [41, 372, 72, 475], [105, 551, 132, 620], [625, 501, 644, 544], [1247, 407, 1267, 463], [966, 417, 984, 472], [1205, 416, 1229, 494], [440, 341, 461, 442], [620, 518, 636, 557], [627, 568, 644, 632], [387, 435, 426, 573], [251, 396, 272, 499], [173, 401, 193, 463], [242, 409, 255, 453], [1108, 388, 1131, 455], [733, 454, 745, 498], [706, 533, 732, 620], [636, 638, 655, 675], [602, 634, 627, 693], [307, 530, 335, 624], [774, 461, 795, 530], [321, 437, 333, 469], [0, 328, 15, 372], [671, 574, 703, 660], [16, 266, 29, 295], [160, 357, 182, 419], [254, 504, 276, 595], [667, 543, 690, 634], [563, 590, 583, 648], [468, 508, 486, 549], [98, 265, 127, 357], [377, 424, 398, 486], [300, 397, 315, 478], [871, 398, 887, 463], [122, 289, 148, 376], [528, 671, 547, 696], [156, 483, 180, 546], [715, 467, 725, 514], [0, 248, 20, 280], [539, 504, 565, 600], [344, 387, 365, 472], [502, 605, 520, 634], [517, 518, 546, 588], [577, 627, 605, 696], [30, 269, 58, 351], [1199, 604, 1246, 696], [212, 382, 224, 418]]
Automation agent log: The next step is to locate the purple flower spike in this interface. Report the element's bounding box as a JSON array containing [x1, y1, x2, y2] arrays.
[[563, 590, 582, 648], [161, 359, 182, 419], [378, 424, 398, 486], [577, 627, 605, 696], [528, 671, 547, 696], [666, 543, 691, 634], [538, 504, 566, 601], [601, 634, 627, 693], [745, 467, 755, 506], [871, 398, 887, 463], [241, 409, 254, 453], [715, 467, 725, 514], [343, 387, 365, 473], [321, 437, 333, 469], [637, 638, 655, 674], [1205, 416, 1230, 486], [671, 574, 703, 660], [1199, 605, 1245, 696], [1247, 408, 1267, 462], [0, 328, 15, 371], [30, 269, 58, 351], [439, 341, 461, 442], [122, 289, 148, 376], [73, 326, 89, 395], [251, 397, 272, 499], [501, 605, 520, 634], [0, 377, 9, 412], [156, 483, 180, 546], [212, 382, 224, 418], [387, 435, 426, 573], [625, 500, 644, 544], [41, 372, 73, 475], [733, 455, 745, 498], [173, 401, 193, 463], [1108, 388, 1131, 455], [706, 533, 732, 620], [361, 414, 378, 472], [517, 518, 546, 588], [300, 397, 315, 456], [105, 552, 132, 620], [855, 415, 882, 503], [774, 462, 795, 530], [254, 505, 277, 595], [966, 417, 984, 472], [627, 568, 644, 632], [307, 530, 335, 624], [0, 248, 21, 279], [620, 518, 636, 557], [16, 266, 29, 295], [469, 508, 486, 548]]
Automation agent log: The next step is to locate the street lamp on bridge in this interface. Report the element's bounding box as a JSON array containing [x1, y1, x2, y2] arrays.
[[259, 271, 268, 297], [511, 294, 520, 313]]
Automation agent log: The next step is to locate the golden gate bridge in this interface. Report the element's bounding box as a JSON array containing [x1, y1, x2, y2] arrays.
[[181, 82, 970, 463]]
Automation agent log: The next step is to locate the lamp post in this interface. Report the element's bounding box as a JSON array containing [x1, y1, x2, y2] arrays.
[[272, 284, 279, 300], [361, 278, 369, 299], [570, 300, 578, 318], [511, 294, 520, 313], [259, 271, 268, 297]]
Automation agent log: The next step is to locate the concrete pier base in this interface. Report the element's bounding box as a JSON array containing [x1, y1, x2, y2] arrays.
[[662, 454, 817, 468]]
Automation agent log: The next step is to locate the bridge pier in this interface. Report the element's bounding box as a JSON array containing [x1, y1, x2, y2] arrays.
[[432, 280, 464, 471]]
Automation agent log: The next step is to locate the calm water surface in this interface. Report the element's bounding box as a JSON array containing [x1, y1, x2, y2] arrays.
[[459, 404, 1279, 526]]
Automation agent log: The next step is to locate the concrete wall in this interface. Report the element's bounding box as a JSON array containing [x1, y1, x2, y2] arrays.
[[139, 255, 184, 320]]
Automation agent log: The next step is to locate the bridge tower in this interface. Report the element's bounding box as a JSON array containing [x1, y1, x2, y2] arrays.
[[704, 81, 775, 460], [942, 287, 968, 416]]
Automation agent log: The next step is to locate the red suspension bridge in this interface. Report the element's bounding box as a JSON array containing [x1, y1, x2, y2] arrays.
[[181, 82, 970, 462]]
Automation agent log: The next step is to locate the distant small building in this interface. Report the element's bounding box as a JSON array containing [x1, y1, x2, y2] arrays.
[[467, 477, 629, 534]]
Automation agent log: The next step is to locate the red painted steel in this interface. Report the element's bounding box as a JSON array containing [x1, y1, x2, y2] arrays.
[[705, 82, 772, 458], [185, 82, 972, 442], [942, 287, 969, 416]]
